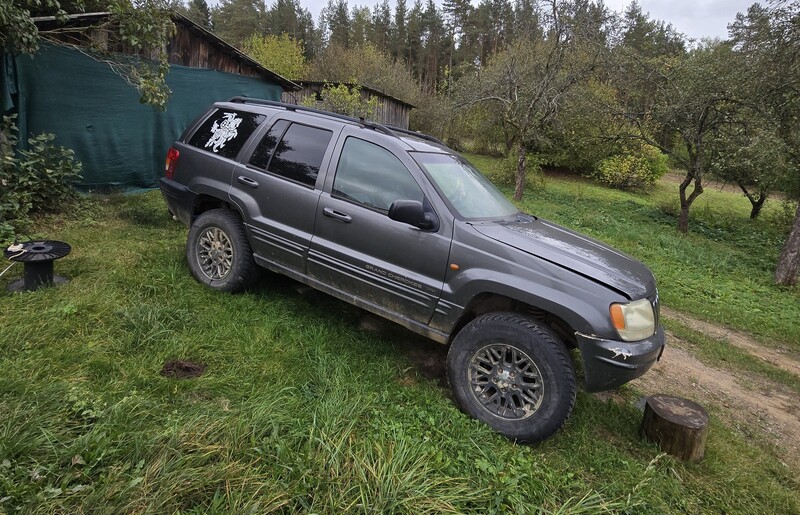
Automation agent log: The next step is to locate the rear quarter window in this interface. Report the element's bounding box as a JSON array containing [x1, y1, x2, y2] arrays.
[[188, 109, 266, 160]]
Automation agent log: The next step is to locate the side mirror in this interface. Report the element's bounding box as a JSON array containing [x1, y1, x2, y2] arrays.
[[389, 200, 438, 230]]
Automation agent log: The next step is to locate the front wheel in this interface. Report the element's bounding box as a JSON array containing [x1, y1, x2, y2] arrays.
[[186, 209, 258, 292], [447, 313, 576, 442]]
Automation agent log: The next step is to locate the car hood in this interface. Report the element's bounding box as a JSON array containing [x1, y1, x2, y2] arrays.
[[471, 216, 655, 299]]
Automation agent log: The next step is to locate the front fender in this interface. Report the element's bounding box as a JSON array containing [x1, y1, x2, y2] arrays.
[[431, 268, 622, 337], [432, 222, 628, 338]]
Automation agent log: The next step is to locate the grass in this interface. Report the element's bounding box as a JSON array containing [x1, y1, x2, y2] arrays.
[[466, 153, 800, 350], [0, 181, 798, 512]]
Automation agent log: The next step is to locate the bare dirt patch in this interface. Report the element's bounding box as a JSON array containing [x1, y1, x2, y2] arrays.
[[631, 335, 800, 472], [160, 359, 206, 379], [661, 306, 800, 378]]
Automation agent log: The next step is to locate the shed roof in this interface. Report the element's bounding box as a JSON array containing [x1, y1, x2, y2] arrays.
[[32, 11, 300, 91]]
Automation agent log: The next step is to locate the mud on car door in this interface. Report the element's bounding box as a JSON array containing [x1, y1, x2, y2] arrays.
[[308, 134, 450, 324]]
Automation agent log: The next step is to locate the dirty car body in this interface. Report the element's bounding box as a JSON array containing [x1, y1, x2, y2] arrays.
[[160, 98, 665, 442]]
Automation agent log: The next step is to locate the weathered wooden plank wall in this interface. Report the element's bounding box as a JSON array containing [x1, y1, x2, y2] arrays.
[[167, 23, 261, 78], [282, 83, 412, 129]]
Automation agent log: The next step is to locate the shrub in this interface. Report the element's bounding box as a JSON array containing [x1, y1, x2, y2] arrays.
[[592, 145, 668, 191], [301, 83, 380, 120], [0, 116, 82, 243]]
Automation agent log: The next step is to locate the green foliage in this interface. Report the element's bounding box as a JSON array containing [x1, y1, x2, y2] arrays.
[[242, 33, 307, 79], [301, 83, 380, 120], [2, 0, 175, 110], [108, 0, 175, 109], [498, 150, 546, 191], [448, 102, 507, 155], [543, 81, 626, 174], [708, 117, 790, 214], [621, 1, 685, 59], [211, 0, 267, 48], [593, 144, 669, 191], [0, 0, 64, 54], [729, 2, 800, 283], [454, 7, 608, 199], [184, 0, 212, 29], [0, 117, 82, 243]]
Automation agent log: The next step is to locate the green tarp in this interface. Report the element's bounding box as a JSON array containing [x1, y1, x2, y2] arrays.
[[2, 42, 283, 189]]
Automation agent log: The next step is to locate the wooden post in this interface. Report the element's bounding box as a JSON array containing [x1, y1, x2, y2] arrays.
[[640, 395, 709, 462]]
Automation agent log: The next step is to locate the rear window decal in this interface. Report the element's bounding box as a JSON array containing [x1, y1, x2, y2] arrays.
[[205, 112, 242, 153]]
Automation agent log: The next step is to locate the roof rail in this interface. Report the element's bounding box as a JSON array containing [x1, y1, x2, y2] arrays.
[[386, 125, 446, 146], [227, 96, 400, 139]]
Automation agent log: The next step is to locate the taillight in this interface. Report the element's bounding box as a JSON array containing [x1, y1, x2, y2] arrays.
[[165, 147, 180, 179]]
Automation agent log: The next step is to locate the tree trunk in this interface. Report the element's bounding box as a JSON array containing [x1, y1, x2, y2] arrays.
[[750, 197, 767, 219], [775, 202, 800, 286], [513, 145, 527, 201], [677, 169, 704, 233], [736, 181, 767, 219]]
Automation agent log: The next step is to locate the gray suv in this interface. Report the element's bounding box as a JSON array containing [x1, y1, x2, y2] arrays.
[[160, 97, 665, 442]]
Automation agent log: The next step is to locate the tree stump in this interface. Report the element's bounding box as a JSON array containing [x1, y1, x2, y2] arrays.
[[640, 395, 709, 462]]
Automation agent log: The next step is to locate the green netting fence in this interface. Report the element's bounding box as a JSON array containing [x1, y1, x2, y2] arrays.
[[1, 42, 283, 190]]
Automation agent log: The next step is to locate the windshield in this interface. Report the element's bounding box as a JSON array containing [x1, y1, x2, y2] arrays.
[[412, 152, 519, 219]]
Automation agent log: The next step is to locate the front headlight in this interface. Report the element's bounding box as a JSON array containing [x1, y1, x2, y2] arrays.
[[610, 298, 655, 341]]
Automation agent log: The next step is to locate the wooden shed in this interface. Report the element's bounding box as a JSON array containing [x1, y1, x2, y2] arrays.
[[167, 12, 297, 89], [31, 11, 299, 91], [282, 81, 415, 129]]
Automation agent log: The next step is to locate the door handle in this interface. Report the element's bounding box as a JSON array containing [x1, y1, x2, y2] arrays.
[[323, 207, 352, 223], [237, 176, 259, 188]]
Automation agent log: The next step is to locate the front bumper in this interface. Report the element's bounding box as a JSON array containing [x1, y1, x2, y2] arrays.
[[576, 326, 665, 392]]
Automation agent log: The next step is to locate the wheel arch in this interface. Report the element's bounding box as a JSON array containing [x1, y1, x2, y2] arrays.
[[192, 194, 238, 222], [448, 292, 579, 349]]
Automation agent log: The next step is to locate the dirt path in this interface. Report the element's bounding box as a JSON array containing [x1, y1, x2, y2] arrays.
[[661, 306, 800, 378], [631, 309, 800, 472]]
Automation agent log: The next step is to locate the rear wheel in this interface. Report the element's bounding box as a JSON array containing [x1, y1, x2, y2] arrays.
[[186, 209, 258, 292], [447, 312, 576, 442]]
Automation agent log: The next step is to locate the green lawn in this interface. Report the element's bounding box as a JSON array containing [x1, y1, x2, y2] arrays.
[[0, 176, 798, 512]]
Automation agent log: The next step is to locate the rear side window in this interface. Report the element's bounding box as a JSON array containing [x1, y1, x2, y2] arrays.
[[250, 122, 332, 187], [188, 109, 266, 160], [248, 120, 290, 170]]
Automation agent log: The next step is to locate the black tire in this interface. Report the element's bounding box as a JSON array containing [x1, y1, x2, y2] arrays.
[[447, 312, 576, 442], [186, 209, 259, 293]]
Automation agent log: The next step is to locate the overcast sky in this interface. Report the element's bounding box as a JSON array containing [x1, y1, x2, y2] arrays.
[[280, 0, 756, 41], [633, 0, 754, 40]]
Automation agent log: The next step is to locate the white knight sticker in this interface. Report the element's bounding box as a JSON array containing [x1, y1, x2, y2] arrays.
[[206, 112, 242, 153]]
